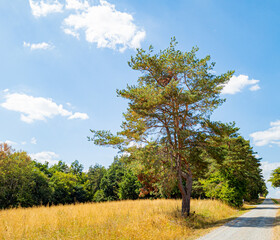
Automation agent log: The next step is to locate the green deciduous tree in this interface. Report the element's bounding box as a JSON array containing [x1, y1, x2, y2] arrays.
[[70, 160, 84, 176], [269, 167, 280, 188], [49, 161, 69, 177], [30, 168, 52, 206], [50, 171, 78, 204], [89, 38, 233, 215], [0, 144, 51, 208]]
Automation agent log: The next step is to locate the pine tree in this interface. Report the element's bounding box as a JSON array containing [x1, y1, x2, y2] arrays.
[[90, 38, 233, 215]]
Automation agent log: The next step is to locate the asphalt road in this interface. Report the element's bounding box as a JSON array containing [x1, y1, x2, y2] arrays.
[[197, 199, 278, 240]]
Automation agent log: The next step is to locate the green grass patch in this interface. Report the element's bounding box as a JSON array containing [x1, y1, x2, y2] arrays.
[[272, 199, 280, 204]]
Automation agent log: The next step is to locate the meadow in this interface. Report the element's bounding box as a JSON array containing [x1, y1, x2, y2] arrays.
[[0, 199, 249, 240]]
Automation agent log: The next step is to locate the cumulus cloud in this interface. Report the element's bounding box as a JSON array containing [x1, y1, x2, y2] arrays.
[[29, 0, 63, 17], [1, 93, 89, 123], [63, 0, 146, 51], [23, 41, 53, 50], [29, 0, 146, 51], [250, 120, 280, 146], [30, 151, 60, 165], [221, 74, 260, 95], [261, 161, 280, 198]]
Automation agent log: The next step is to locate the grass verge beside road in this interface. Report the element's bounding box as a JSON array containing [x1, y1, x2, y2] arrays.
[[0, 199, 253, 240], [245, 197, 264, 205], [273, 199, 280, 240]]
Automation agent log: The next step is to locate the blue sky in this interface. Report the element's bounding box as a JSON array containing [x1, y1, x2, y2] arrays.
[[1, 0, 280, 197]]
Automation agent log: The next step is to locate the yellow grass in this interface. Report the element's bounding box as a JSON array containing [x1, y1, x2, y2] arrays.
[[0, 199, 248, 240], [273, 199, 280, 240]]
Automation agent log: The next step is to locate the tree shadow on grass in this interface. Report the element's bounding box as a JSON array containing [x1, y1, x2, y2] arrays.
[[167, 208, 280, 230], [166, 208, 238, 230]]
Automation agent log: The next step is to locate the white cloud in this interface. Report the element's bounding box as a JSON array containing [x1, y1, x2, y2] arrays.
[[21, 141, 27, 145], [63, 28, 80, 39], [31, 137, 37, 145], [62, 0, 146, 51], [261, 161, 280, 198], [261, 161, 280, 183], [65, 0, 89, 10], [29, 0, 63, 17], [29, 0, 145, 51], [23, 41, 53, 50], [3, 89, 9, 93], [68, 112, 89, 120], [250, 120, 280, 146], [249, 84, 260, 91], [1, 93, 89, 123], [0, 140, 18, 146], [127, 141, 145, 148], [30, 151, 60, 165], [221, 74, 260, 95]]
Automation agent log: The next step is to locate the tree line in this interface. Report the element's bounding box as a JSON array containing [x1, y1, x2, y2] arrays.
[[0, 143, 141, 209], [0, 137, 267, 209]]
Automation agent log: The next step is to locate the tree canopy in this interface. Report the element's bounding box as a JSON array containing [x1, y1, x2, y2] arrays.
[[90, 38, 237, 215], [200, 124, 267, 206]]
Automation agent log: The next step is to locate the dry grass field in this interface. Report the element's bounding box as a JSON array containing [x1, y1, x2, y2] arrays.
[[273, 199, 280, 240], [0, 199, 249, 240]]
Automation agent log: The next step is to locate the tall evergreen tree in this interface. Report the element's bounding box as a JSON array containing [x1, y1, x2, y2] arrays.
[[89, 38, 233, 215]]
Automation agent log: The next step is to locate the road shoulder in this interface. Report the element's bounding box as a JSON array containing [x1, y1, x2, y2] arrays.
[[196, 199, 278, 240], [273, 199, 280, 240]]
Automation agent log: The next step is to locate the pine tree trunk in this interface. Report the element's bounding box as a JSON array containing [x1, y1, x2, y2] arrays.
[[178, 173, 188, 215], [177, 163, 193, 216], [185, 170, 193, 216]]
